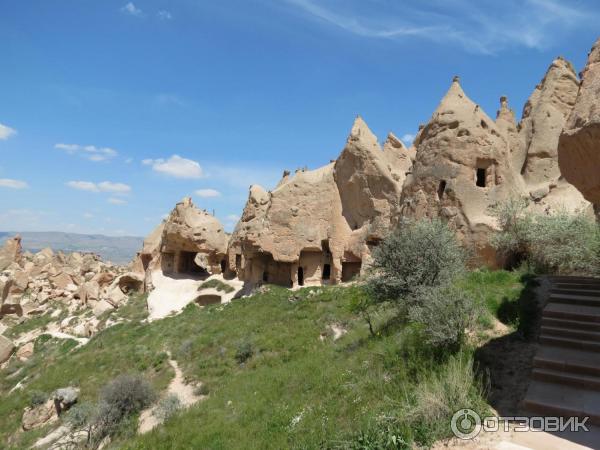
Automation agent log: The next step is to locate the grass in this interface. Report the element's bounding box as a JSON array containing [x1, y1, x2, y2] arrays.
[[198, 278, 235, 293], [0, 271, 527, 449], [3, 304, 66, 340]]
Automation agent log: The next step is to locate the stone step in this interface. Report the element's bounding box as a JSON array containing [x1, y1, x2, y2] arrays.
[[549, 293, 600, 308], [552, 288, 600, 297], [535, 345, 600, 377], [550, 276, 600, 283], [543, 303, 600, 323], [542, 316, 600, 332], [522, 380, 600, 425], [541, 326, 600, 342], [539, 335, 600, 353], [532, 368, 600, 391]]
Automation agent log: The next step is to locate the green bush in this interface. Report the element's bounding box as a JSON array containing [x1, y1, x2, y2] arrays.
[[235, 341, 254, 364], [491, 198, 600, 275], [408, 285, 476, 353], [153, 394, 182, 421], [199, 279, 235, 293], [96, 374, 156, 436], [29, 390, 47, 407], [366, 219, 466, 312]]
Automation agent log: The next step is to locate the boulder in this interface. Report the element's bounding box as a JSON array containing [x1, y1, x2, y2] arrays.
[[53, 387, 79, 414], [16, 342, 34, 361], [0, 235, 22, 271], [22, 399, 58, 431], [558, 38, 600, 205], [0, 334, 15, 364]]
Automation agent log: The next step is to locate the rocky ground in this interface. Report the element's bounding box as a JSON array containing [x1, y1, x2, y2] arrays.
[[0, 235, 144, 369]]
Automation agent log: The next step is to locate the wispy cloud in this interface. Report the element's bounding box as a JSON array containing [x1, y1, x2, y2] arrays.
[[121, 2, 142, 17], [157, 10, 172, 20], [195, 188, 221, 198], [0, 123, 17, 140], [66, 181, 132, 194], [143, 155, 204, 179], [155, 93, 184, 106], [108, 197, 127, 205], [55, 143, 118, 162], [284, 0, 594, 54], [0, 178, 28, 189]]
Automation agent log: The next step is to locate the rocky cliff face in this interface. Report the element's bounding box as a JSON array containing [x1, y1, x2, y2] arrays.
[[399, 77, 523, 266], [228, 117, 411, 287], [559, 38, 600, 206]]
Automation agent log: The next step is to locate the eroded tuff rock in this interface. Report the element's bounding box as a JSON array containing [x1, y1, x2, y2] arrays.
[[400, 77, 523, 266], [559, 38, 600, 205], [516, 57, 590, 214], [228, 117, 412, 286], [134, 198, 228, 288], [0, 237, 130, 344], [0, 235, 22, 272]]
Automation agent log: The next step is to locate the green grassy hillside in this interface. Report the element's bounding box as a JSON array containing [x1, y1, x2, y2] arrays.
[[0, 270, 528, 449]]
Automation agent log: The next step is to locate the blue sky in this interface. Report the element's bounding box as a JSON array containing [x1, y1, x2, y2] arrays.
[[0, 0, 598, 237]]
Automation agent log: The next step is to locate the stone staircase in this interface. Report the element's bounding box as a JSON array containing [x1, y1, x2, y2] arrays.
[[522, 276, 600, 428]]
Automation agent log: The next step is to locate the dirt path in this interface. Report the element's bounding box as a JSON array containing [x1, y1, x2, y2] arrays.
[[138, 357, 206, 434]]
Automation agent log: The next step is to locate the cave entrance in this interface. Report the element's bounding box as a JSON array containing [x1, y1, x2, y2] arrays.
[[298, 266, 304, 286], [438, 180, 447, 200], [476, 168, 487, 187], [322, 264, 331, 281], [341, 261, 361, 282], [178, 251, 208, 276]]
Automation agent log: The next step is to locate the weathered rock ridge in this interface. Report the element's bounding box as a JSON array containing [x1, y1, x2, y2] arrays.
[[559, 37, 600, 206]]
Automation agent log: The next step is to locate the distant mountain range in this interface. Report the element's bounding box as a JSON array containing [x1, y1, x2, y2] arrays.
[[0, 232, 144, 265]]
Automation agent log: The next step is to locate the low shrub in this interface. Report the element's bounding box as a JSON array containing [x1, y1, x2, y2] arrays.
[[235, 341, 254, 364], [408, 285, 476, 353], [491, 198, 600, 275], [366, 219, 466, 313], [153, 394, 182, 421], [29, 390, 47, 407]]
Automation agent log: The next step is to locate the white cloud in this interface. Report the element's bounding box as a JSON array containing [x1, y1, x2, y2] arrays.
[[0, 123, 17, 140], [401, 134, 415, 145], [226, 214, 240, 222], [158, 10, 172, 20], [66, 181, 100, 192], [108, 198, 127, 205], [0, 178, 28, 189], [83, 213, 94, 219], [195, 188, 221, 198], [66, 181, 132, 194], [143, 155, 204, 179], [125, 158, 133, 164], [98, 181, 131, 194], [121, 2, 142, 16], [55, 143, 118, 162], [285, 0, 595, 54]]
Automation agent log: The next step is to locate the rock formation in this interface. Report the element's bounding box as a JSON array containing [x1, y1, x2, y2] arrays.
[[0, 235, 22, 271], [134, 197, 229, 288], [0, 236, 129, 347], [136, 41, 599, 288], [558, 38, 600, 206], [228, 117, 412, 286], [399, 77, 523, 266], [517, 57, 589, 214]]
